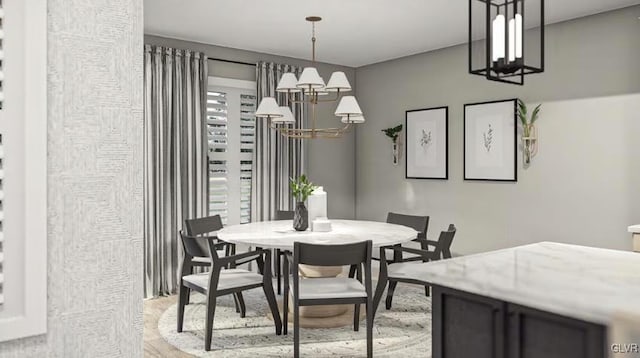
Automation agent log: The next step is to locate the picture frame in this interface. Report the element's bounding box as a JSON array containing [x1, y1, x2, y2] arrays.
[[464, 99, 517, 182], [405, 106, 448, 180]]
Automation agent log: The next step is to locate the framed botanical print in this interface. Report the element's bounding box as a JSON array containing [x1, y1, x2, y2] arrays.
[[464, 99, 517, 181], [405, 106, 448, 179]]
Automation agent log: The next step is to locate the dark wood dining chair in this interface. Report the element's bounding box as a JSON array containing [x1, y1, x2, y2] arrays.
[[283, 241, 373, 358], [274, 210, 294, 294], [373, 224, 456, 313], [177, 230, 282, 351], [183, 215, 244, 313], [349, 212, 429, 280]]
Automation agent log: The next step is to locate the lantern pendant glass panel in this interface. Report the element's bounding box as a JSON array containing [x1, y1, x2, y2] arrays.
[[469, 0, 544, 85]]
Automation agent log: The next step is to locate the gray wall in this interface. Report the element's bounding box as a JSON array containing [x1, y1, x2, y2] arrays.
[[355, 5, 640, 254], [0, 0, 144, 356], [144, 35, 358, 219]]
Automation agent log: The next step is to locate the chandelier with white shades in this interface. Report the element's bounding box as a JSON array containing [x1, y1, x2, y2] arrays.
[[255, 16, 364, 139]]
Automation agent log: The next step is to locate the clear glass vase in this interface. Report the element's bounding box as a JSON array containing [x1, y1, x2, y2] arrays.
[[392, 143, 399, 165]]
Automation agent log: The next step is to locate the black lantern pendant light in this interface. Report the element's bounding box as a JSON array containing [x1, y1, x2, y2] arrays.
[[469, 0, 544, 85]]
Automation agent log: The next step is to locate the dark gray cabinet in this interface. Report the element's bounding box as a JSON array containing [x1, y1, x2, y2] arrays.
[[432, 286, 606, 358]]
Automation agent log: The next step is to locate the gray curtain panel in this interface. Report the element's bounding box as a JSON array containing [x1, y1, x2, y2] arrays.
[[143, 45, 208, 297], [251, 62, 305, 222]]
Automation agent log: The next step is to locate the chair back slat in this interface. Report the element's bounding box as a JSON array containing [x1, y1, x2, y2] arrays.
[[386, 212, 429, 240], [294, 241, 372, 267], [184, 215, 223, 236], [182, 215, 224, 258], [274, 210, 294, 220], [179, 230, 210, 258], [433, 224, 457, 259]]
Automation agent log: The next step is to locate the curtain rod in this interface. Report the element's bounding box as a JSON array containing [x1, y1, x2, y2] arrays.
[[207, 57, 255, 67]]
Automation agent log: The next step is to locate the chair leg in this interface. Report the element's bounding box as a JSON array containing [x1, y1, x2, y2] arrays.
[[236, 292, 246, 318], [353, 304, 360, 331], [385, 281, 398, 310], [424, 285, 430, 297], [294, 300, 300, 358], [276, 249, 282, 295], [354, 263, 362, 331], [232, 293, 240, 313], [185, 287, 191, 305], [366, 300, 373, 358], [283, 257, 289, 335], [177, 284, 189, 332], [204, 295, 217, 351], [372, 278, 387, 319], [256, 247, 265, 275], [263, 281, 283, 335]]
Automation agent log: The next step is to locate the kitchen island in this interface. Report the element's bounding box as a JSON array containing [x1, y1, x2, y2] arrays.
[[419, 242, 640, 358]]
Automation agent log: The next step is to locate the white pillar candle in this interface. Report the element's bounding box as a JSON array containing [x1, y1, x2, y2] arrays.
[[515, 13, 523, 59], [492, 14, 505, 62], [508, 17, 516, 62]]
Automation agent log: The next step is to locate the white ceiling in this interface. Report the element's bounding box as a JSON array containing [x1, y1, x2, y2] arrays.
[[144, 0, 640, 67]]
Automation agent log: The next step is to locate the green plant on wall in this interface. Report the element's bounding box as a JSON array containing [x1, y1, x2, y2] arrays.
[[290, 174, 317, 203], [382, 124, 403, 144], [382, 124, 403, 165], [517, 99, 542, 165], [517, 99, 541, 137]]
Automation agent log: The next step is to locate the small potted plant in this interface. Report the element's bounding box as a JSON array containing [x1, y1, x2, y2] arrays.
[[289, 174, 318, 231], [517, 99, 541, 166], [382, 124, 403, 165]]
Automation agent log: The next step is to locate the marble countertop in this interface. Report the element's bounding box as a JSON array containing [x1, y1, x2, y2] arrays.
[[418, 242, 640, 325], [628, 225, 640, 233]]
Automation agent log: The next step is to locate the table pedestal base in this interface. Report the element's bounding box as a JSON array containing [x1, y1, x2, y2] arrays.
[[269, 302, 365, 329], [268, 264, 366, 328]]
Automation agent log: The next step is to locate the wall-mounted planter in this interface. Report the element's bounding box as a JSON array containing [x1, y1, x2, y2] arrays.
[[382, 124, 403, 166], [522, 123, 538, 165], [392, 143, 399, 165], [517, 99, 542, 167]]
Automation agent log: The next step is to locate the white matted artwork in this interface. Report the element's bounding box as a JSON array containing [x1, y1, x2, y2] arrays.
[[405, 107, 448, 179], [464, 99, 517, 181]]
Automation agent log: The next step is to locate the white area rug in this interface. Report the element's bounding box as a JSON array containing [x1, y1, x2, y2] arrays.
[[158, 284, 432, 357]]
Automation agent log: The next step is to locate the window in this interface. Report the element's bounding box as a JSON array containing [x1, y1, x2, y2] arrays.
[[207, 77, 256, 225]]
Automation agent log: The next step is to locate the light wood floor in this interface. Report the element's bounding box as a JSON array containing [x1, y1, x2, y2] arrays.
[[144, 295, 194, 358]]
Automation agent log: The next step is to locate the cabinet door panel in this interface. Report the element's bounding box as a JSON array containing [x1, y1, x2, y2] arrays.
[[507, 304, 606, 358], [433, 286, 505, 358]]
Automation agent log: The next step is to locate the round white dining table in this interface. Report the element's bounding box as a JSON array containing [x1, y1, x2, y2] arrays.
[[217, 219, 418, 328], [217, 219, 418, 251]]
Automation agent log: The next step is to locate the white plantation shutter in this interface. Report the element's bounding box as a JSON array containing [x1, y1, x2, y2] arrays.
[[207, 90, 229, 223], [239, 94, 256, 223], [207, 78, 256, 226]]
